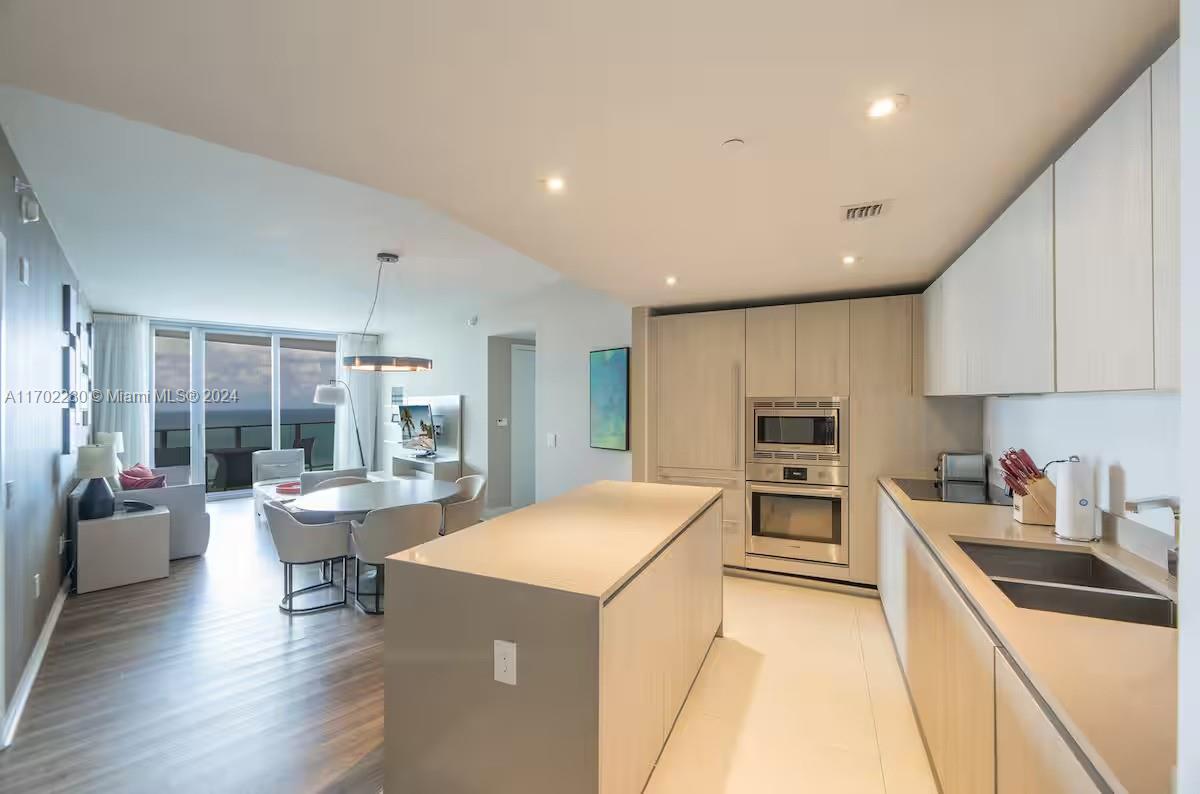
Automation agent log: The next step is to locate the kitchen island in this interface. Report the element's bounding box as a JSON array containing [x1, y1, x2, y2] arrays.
[[384, 480, 723, 794]]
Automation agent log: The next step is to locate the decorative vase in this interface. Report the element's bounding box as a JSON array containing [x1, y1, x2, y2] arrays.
[[79, 476, 115, 520]]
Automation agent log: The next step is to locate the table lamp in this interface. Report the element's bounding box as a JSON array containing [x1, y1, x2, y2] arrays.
[[77, 444, 118, 520], [95, 431, 125, 469]]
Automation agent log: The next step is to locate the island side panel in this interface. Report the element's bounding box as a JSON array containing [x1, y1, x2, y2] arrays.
[[385, 563, 601, 794], [599, 501, 723, 794]]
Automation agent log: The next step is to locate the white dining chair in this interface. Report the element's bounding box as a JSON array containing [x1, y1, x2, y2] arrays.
[[301, 467, 368, 494], [311, 475, 370, 492], [350, 503, 443, 613], [443, 475, 486, 535], [264, 500, 351, 614]]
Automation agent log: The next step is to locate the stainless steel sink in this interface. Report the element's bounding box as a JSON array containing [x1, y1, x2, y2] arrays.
[[955, 541, 1176, 628], [991, 578, 1176, 628], [957, 541, 1155, 594]]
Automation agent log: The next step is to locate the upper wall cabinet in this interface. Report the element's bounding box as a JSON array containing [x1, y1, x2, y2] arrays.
[[654, 310, 746, 471], [1152, 43, 1180, 390], [747, 302, 849, 396], [1054, 70, 1155, 392], [924, 168, 1055, 396]]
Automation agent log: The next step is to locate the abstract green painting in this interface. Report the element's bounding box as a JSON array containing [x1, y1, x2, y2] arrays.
[[589, 347, 630, 451]]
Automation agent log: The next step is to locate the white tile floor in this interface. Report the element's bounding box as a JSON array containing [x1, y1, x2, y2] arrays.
[[645, 575, 937, 794]]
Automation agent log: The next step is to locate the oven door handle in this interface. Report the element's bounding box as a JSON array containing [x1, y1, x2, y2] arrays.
[[748, 483, 847, 499]]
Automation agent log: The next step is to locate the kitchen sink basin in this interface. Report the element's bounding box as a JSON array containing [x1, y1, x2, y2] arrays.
[[955, 540, 1176, 628], [957, 541, 1156, 594], [992, 579, 1176, 628]]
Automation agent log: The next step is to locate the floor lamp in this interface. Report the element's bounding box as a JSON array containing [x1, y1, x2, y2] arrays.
[[314, 380, 365, 467]]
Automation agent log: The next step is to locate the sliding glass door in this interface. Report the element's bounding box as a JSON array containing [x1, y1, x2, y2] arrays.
[[151, 325, 337, 494]]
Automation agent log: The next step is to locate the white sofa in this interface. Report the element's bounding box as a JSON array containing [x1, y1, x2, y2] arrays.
[[113, 469, 211, 560]]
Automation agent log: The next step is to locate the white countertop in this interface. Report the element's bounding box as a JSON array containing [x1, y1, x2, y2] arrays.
[[880, 477, 1176, 794], [389, 480, 721, 600]]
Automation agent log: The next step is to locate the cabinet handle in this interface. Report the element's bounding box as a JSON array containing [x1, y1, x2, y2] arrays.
[[732, 362, 741, 469]]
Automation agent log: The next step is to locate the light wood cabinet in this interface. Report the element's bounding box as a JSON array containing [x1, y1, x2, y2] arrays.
[[656, 467, 745, 567], [922, 168, 1054, 396], [746, 305, 795, 396], [654, 310, 746, 471], [995, 649, 1100, 793], [1153, 42, 1180, 391], [850, 296, 912, 396], [1055, 69, 1155, 392], [880, 485, 996, 793], [746, 301, 850, 396], [795, 300, 850, 394], [600, 503, 723, 794]]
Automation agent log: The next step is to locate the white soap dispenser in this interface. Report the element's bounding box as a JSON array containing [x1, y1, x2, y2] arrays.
[[1054, 457, 1099, 541]]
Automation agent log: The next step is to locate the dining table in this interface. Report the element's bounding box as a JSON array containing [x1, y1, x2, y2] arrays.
[[288, 478, 460, 519]]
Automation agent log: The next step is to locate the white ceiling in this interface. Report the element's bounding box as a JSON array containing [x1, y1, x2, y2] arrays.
[[0, 87, 560, 332], [0, 0, 1179, 309]]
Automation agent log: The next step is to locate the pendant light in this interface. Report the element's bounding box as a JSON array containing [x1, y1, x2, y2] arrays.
[[344, 252, 433, 373]]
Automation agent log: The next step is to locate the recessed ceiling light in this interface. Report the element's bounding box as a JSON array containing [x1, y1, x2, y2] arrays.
[[544, 176, 566, 193], [842, 255, 857, 266], [665, 275, 678, 287], [867, 94, 908, 119]]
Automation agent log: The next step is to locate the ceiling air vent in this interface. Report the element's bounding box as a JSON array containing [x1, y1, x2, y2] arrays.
[[841, 200, 889, 222]]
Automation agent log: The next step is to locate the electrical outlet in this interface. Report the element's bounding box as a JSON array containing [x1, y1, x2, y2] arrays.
[[58, 534, 65, 556], [545, 432, 558, 448], [493, 640, 517, 686], [33, 573, 40, 599]]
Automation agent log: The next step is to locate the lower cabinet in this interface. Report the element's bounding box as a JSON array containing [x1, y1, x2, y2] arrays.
[[656, 468, 745, 567], [996, 649, 1100, 793], [599, 503, 723, 794], [878, 485, 1102, 794]]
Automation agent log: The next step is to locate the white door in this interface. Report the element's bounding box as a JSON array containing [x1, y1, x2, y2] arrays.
[[510, 344, 536, 508], [0, 231, 6, 721]]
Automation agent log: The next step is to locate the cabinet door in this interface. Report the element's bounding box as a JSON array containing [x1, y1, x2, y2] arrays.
[[876, 488, 909, 663], [920, 280, 945, 396], [656, 468, 744, 567], [850, 296, 912, 396], [968, 167, 1056, 394], [1153, 43, 1180, 391], [746, 305, 796, 396], [795, 300, 850, 394], [1055, 70, 1154, 392], [904, 525, 996, 793], [996, 649, 1100, 793], [655, 310, 746, 470]]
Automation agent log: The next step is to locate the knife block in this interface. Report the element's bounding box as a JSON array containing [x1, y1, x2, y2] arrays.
[[1012, 479, 1057, 526]]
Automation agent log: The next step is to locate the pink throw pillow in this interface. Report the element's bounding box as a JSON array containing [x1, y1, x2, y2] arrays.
[[119, 466, 165, 490]]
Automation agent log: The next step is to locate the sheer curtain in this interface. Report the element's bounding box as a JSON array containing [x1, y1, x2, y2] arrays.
[[334, 333, 379, 470], [93, 313, 150, 467]]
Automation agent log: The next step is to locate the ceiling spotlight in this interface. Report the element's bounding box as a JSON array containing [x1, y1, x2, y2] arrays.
[[867, 94, 908, 119], [665, 275, 678, 287], [842, 255, 857, 266], [544, 176, 566, 193]]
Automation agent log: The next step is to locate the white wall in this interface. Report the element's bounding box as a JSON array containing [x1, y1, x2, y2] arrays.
[[984, 392, 1180, 534], [374, 279, 631, 502], [1177, 0, 1197, 786]]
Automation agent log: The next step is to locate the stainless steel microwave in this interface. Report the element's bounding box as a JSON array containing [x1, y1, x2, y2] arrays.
[[747, 396, 848, 463]]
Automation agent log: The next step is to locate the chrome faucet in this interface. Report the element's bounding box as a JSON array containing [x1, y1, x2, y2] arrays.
[[1125, 497, 1180, 576]]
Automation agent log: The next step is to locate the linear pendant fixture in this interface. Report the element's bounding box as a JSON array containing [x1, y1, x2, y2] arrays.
[[346, 251, 433, 373], [343, 354, 432, 372]]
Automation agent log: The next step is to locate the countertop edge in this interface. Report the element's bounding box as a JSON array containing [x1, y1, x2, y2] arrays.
[[878, 476, 1142, 794]]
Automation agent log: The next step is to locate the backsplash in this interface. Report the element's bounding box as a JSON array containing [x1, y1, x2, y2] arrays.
[[984, 392, 1180, 535]]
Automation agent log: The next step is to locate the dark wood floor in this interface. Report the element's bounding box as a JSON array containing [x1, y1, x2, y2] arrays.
[[0, 498, 384, 793]]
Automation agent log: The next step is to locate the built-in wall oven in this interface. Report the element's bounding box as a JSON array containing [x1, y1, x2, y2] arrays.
[[745, 397, 850, 569]]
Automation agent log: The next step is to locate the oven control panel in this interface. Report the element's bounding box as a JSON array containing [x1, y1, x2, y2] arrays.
[[782, 467, 808, 481], [747, 461, 849, 487]]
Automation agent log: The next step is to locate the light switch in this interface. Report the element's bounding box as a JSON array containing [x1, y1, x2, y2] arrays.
[[545, 432, 558, 448], [494, 639, 517, 686]]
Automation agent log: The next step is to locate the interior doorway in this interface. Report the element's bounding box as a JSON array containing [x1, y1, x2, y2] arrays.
[[509, 344, 536, 508]]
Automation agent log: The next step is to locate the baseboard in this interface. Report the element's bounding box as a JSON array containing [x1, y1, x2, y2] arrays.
[[0, 575, 70, 749], [726, 565, 880, 599]]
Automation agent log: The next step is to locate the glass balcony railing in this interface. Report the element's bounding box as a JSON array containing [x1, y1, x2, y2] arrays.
[[153, 419, 335, 492]]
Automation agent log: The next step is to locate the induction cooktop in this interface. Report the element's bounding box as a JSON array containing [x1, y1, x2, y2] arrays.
[[893, 478, 1013, 507]]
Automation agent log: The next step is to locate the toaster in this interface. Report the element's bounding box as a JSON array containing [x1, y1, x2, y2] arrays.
[[936, 452, 988, 484]]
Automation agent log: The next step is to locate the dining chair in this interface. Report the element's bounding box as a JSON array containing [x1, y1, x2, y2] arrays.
[[300, 467, 369, 494], [443, 475, 486, 535], [264, 501, 351, 615], [311, 475, 370, 492], [350, 503, 443, 614]]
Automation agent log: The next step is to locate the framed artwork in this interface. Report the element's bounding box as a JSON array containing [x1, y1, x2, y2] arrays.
[[61, 284, 77, 336], [589, 347, 630, 451]]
